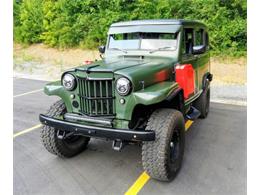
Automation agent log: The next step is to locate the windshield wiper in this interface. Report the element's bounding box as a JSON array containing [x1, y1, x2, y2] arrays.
[[149, 46, 175, 54], [110, 47, 128, 53]]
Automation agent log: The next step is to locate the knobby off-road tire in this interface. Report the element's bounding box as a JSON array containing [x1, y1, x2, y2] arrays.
[[40, 100, 90, 158], [193, 80, 210, 118], [142, 109, 185, 181]]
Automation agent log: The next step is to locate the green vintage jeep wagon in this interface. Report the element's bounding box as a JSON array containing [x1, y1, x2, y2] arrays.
[[40, 19, 213, 181]]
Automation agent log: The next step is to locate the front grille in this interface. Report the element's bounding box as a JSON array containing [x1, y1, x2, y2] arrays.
[[78, 78, 115, 116]]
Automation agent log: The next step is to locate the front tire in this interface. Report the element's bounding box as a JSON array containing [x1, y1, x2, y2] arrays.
[[142, 109, 185, 181], [40, 100, 90, 158]]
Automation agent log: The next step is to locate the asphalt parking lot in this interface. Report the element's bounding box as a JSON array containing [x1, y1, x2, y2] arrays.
[[14, 78, 246, 195]]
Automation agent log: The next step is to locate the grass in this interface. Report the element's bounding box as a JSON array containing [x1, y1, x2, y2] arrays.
[[13, 43, 246, 85]]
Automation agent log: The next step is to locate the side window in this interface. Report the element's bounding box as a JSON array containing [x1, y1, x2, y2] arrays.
[[205, 32, 209, 50], [195, 29, 204, 46], [182, 28, 194, 55]]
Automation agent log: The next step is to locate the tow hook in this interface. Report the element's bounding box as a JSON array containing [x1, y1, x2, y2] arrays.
[[112, 139, 124, 151], [56, 130, 74, 139]]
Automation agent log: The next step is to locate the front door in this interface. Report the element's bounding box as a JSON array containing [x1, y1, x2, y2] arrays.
[[180, 28, 199, 97]]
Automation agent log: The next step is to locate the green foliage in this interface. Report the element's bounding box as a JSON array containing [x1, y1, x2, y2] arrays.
[[14, 0, 44, 44], [13, 0, 247, 56]]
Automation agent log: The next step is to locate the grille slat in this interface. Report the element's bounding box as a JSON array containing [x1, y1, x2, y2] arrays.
[[85, 80, 89, 113], [87, 81, 92, 114], [112, 81, 116, 114], [78, 78, 114, 116], [105, 81, 109, 114], [99, 81, 104, 114], [93, 81, 97, 114]]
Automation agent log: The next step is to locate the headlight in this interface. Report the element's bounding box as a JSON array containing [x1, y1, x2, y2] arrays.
[[116, 77, 131, 96], [62, 73, 76, 91]]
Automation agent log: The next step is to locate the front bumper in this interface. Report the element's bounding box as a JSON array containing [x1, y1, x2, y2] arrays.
[[39, 114, 155, 141]]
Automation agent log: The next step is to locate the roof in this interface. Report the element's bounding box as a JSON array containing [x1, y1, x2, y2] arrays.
[[111, 19, 207, 28]]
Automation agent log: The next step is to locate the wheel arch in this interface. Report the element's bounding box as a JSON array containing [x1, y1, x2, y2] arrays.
[[128, 88, 185, 128], [202, 72, 213, 89]]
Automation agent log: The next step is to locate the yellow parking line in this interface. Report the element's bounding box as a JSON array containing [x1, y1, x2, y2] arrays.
[[125, 120, 194, 195], [13, 124, 42, 138], [185, 120, 194, 131], [125, 171, 150, 195], [14, 89, 43, 98]]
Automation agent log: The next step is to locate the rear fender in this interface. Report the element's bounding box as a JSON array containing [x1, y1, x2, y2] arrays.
[[202, 72, 213, 89]]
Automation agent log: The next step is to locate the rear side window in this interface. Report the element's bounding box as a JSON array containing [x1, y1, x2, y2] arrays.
[[195, 29, 204, 46], [205, 32, 209, 49]]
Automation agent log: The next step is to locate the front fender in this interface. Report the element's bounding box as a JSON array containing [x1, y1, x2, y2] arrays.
[[44, 81, 73, 112], [134, 82, 179, 104], [116, 81, 179, 120]]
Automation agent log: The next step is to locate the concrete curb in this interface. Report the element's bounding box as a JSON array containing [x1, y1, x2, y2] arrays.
[[211, 99, 247, 106]]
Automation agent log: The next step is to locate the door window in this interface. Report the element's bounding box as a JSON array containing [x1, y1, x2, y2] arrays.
[[182, 28, 194, 55]]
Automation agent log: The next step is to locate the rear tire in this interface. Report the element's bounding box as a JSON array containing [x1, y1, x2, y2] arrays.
[[40, 100, 90, 158], [142, 109, 185, 181], [193, 80, 210, 118]]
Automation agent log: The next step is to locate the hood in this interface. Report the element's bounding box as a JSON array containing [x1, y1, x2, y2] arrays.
[[75, 56, 177, 91]]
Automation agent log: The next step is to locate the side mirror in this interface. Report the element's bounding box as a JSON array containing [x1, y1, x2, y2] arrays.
[[98, 45, 105, 54], [192, 45, 206, 55]]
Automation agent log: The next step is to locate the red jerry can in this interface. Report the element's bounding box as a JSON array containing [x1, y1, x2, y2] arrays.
[[175, 64, 195, 99]]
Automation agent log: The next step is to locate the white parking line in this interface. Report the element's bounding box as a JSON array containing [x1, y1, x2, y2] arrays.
[[14, 89, 43, 98]]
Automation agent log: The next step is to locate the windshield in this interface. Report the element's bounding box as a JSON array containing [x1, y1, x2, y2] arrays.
[[108, 32, 178, 52]]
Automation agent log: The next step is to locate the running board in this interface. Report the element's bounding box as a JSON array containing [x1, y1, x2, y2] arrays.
[[186, 106, 201, 121]]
